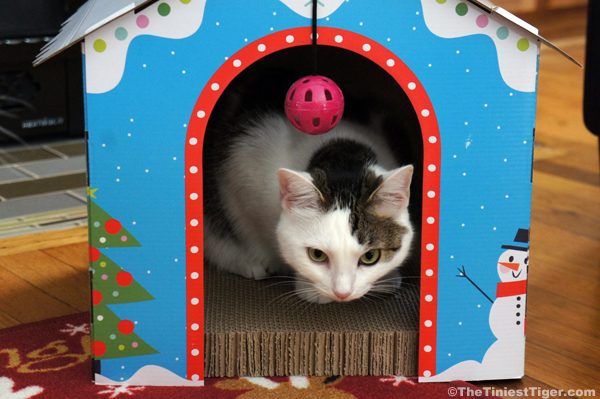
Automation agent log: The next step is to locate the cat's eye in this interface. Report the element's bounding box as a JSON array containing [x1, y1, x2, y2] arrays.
[[307, 248, 328, 263], [359, 249, 381, 266]]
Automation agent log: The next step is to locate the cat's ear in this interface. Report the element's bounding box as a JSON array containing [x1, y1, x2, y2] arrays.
[[368, 165, 414, 218], [278, 168, 323, 212]]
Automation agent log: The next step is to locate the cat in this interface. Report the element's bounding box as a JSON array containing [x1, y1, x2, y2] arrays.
[[203, 112, 414, 303]]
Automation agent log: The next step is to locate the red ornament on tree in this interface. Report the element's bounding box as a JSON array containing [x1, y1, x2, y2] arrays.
[[93, 340, 107, 357], [118, 320, 135, 335], [92, 290, 103, 305], [105, 218, 123, 235], [90, 246, 101, 262], [116, 271, 133, 287]]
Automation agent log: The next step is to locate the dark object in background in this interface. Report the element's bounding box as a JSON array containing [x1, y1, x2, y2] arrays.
[[0, 0, 84, 145], [584, 1, 599, 137]]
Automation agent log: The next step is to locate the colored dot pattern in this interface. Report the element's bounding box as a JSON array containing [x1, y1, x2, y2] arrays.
[[93, 39, 106, 53], [455, 3, 468, 16], [136, 15, 149, 28], [436, 1, 531, 52], [517, 38, 530, 51], [115, 27, 128, 41], [476, 14, 488, 28], [158, 3, 171, 16], [90, 0, 192, 54]]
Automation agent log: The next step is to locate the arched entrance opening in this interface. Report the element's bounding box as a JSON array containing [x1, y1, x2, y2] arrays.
[[185, 27, 440, 380]]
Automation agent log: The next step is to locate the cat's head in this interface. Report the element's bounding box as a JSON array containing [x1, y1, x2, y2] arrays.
[[276, 165, 414, 303]]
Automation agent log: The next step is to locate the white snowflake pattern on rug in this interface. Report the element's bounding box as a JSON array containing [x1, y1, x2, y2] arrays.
[[97, 385, 145, 398], [59, 323, 90, 336], [0, 377, 43, 399], [379, 375, 417, 387], [243, 376, 310, 389]]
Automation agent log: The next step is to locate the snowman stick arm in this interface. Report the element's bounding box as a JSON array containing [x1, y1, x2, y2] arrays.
[[457, 266, 494, 304]]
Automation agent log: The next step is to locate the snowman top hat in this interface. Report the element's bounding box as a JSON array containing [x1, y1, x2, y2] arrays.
[[501, 228, 529, 251]]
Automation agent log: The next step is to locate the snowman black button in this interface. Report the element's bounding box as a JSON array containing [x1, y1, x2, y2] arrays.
[[517, 296, 521, 301]]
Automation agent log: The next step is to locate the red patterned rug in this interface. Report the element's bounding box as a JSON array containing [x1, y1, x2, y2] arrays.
[[0, 313, 495, 398]]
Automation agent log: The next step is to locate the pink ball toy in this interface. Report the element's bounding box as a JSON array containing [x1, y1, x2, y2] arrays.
[[285, 75, 344, 135]]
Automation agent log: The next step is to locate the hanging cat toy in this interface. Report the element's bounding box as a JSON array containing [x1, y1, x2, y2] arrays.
[[284, 0, 345, 135]]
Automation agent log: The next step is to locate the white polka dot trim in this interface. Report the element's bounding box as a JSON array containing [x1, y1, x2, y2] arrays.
[[424, 345, 432, 352], [425, 294, 433, 302], [196, 110, 206, 118], [428, 136, 438, 144], [233, 59, 242, 67], [408, 82, 417, 90], [211, 82, 220, 91], [334, 34, 343, 43], [427, 190, 436, 198], [286, 35, 295, 43], [191, 323, 200, 331], [423, 370, 432, 377], [190, 219, 199, 227], [427, 164, 437, 172], [426, 243, 434, 251], [190, 192, 199, 200], [424, 320, 433, 327], [189, 166, 199, 174], [191, 297, 200, 305], [386, 59, 395, 67], [191, 374, 200, 381], [421, 109, 430, 117], [362, 43, 372, 52], [191, 348, 200, 356], [190, 246, 199, 254], [257, 43, 266, 52], [425, 269, 434, 277], [426, 216, 435, 224], [190, 272, 199, 280], [189, 137, 198, 145]]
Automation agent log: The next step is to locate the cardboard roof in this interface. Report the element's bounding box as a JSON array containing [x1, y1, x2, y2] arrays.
[[33, 0, 580, 66], [34, 0, 155, 66]]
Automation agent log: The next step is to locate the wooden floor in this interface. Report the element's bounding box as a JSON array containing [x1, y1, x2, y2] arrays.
[[0, 8, 597, 398]]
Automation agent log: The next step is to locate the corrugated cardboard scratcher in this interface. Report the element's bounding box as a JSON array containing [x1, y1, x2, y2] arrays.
[[205, 265, 419, 377]]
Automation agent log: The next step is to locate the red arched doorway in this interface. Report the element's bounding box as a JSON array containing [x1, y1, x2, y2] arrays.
[[184, 27, 440, 381]]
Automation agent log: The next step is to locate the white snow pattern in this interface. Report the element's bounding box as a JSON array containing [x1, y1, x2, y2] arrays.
[[280, 0, 346, 19], [420, 0, 539, 92], [84, 0, 206, 93], [95, 365, 204, 387]]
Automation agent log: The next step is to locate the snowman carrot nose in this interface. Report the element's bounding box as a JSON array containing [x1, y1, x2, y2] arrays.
[[499, 262, 520, 271]]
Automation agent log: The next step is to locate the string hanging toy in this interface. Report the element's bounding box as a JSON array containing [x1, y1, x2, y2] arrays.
[[284, 0, 345, 135]]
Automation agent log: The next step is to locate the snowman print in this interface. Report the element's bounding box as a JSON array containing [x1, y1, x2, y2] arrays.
[[423, 229, 530, 381]]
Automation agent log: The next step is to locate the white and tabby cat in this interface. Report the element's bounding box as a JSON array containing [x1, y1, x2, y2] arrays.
[[204, 112, 414, 303]]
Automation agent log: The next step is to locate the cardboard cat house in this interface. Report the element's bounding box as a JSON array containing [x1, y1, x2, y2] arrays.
[[37, 0, 573, 386]]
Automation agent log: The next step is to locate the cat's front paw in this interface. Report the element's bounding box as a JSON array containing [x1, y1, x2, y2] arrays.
[[240, 263, 271, 280]]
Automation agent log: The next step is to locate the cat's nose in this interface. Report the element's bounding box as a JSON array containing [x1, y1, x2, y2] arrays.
[[334, 290, 351, 300]]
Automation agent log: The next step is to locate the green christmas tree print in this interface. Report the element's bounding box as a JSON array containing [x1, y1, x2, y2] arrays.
[[88, 198, 157, 359], [89, 200, 140, 248]]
